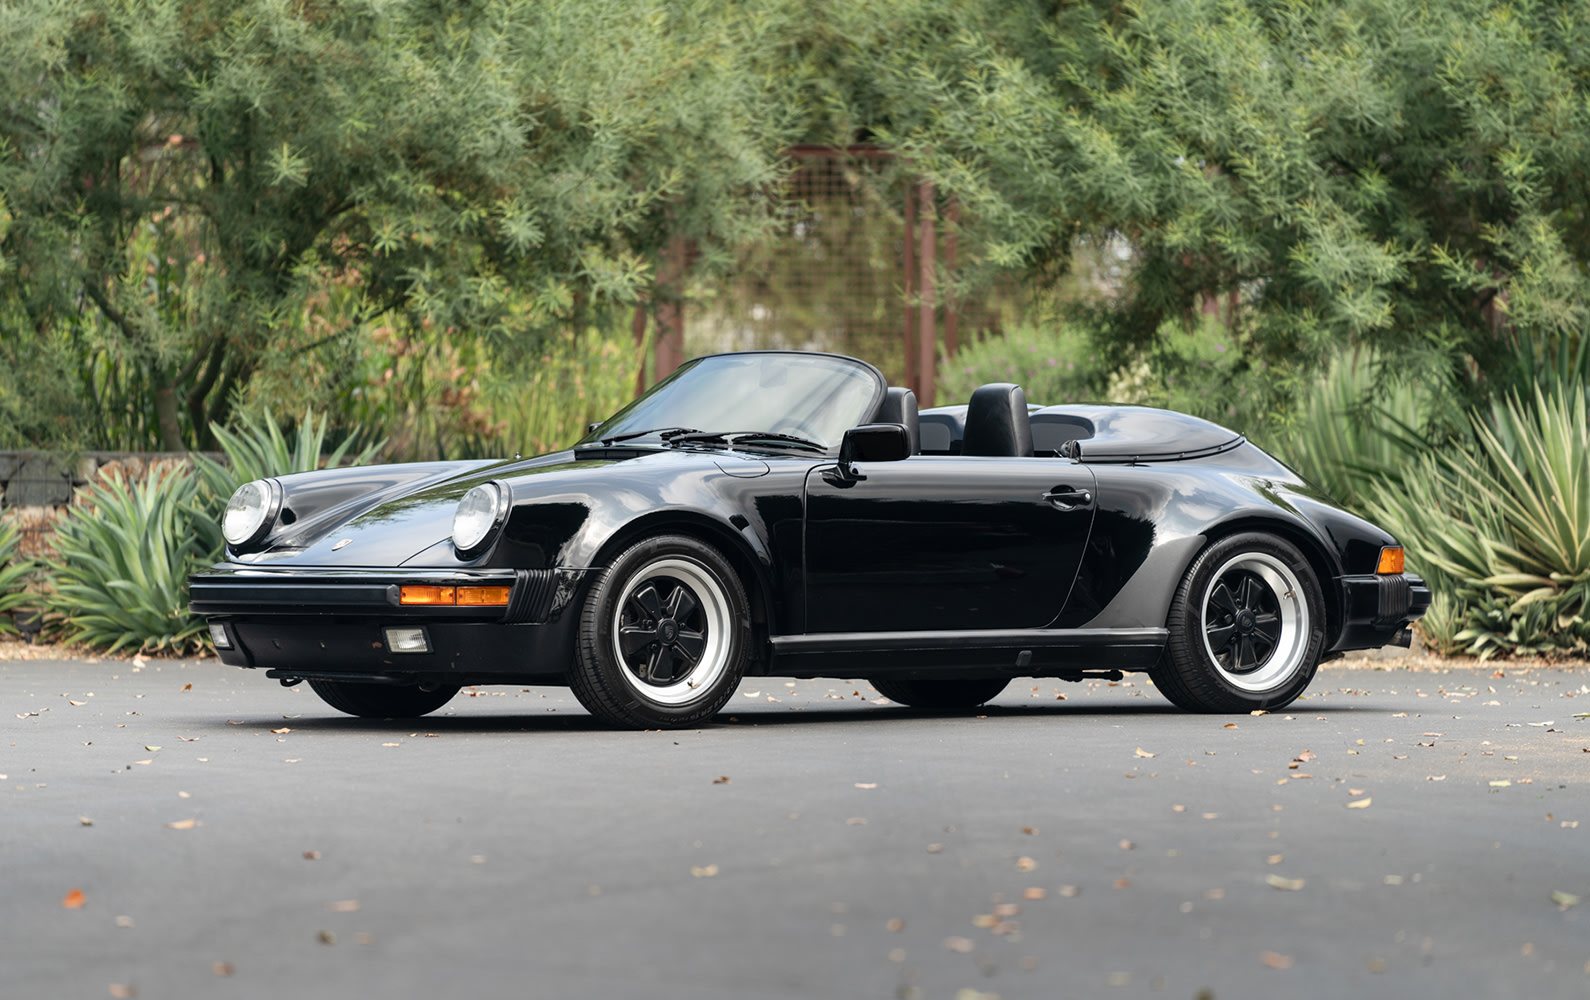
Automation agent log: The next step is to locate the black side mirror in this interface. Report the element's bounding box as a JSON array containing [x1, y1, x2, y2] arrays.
[[837, 423, 911, 480]]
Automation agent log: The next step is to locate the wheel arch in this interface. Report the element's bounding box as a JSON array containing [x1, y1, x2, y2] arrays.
[[587, 510, 777, 666], [1195, 515, 1343, 646]]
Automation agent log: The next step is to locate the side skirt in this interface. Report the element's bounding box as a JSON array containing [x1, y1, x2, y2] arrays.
[[765, 627, 1166, 679]]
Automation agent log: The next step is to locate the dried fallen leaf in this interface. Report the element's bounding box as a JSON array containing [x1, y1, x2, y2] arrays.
[[886, 917, 905, 932], [1022, 826, 1039, 835], [381, 743, 400, 748], [1058, 885, 1080, 897], [62, 888, 86, 909], [69, 700, 85, 706], [1489, 780, 1512, 788], [854, 782, 876, 789], [316, 930, 337, 945], [1172, 804, 1186, 813], [1267, 854, 1284, 865], [1347, 797, 1373, 809], [1134, 747, 1156, 759], [1016, 856, 1038, 872], [1348, 788, 1366, 796], [1023, 887, 1047, 901], [690, 865, 719, 878], [109, 985, 136, 998], [1293, 750, 1316, 763], [942, 937, 975, 953], [79, 817, 93, 827], [1250, 710, 1269, 716], [143, 746, 161, 752], [1222, 723, 1238, 729], [1261, 951, 1294, 970], [1551, 890, 1580, 910], [165, 819, 197, 830], [325, 900, 359, 912], [926, 843, 944, 853], [302, 851, 320, 860], [1119, 839, 1135, 851], [845, 817, 867, 825], [712, 776, 730, 784], [211, 962, 234, 977], [1265, 874, 1305, 891], [972, 914, 997, 928], [1113, 877, 1131, 889]]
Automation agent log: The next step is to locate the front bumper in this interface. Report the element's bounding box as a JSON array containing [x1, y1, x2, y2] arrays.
[[1331, 572, 1433, 651], [190, 564, 589, 683]]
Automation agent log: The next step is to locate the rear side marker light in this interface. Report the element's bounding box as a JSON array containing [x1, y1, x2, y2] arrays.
[[208, 623, 232, 650], [1377, 547, 1405, 574], [398, 585, 511, 607], [384, 627, 432, 654]]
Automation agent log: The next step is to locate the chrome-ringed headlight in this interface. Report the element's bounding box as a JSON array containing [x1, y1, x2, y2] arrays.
[[222, 479, 283, 551], [452, 482, 508, 557]]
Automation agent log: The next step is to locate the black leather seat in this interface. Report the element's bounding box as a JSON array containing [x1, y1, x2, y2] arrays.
[[874, 386, 921, 455], [962, 383, 1033, 457]]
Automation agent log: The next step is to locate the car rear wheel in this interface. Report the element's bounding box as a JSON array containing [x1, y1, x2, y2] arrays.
[[571, 534, 750, 729], [869, 677, 1010, 709], [1154, 532, 1325, 713], [307, 679, 461, 718]]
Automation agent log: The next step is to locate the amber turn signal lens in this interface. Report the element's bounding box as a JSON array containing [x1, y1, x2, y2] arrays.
[[456, 586, 511, 607], [399, 585, 455, 605], [1376, 547, 1405, 574]]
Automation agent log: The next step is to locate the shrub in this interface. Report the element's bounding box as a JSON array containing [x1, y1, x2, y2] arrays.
[[194, 406, 384, 505], [1365, 385, 1590, 658], [938, 321, 1110, 408], [481, 326, 646, 456], [0, 519, 36, 634], [46, 464, 216, 655]]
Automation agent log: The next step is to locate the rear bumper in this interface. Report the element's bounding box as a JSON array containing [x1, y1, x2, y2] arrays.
[[1331, 572, 1433, 652]]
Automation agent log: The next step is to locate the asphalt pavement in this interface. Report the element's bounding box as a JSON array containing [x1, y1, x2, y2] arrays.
[[3, 646, 1587, 1000]]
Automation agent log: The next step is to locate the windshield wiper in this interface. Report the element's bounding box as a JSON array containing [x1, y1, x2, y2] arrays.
[[594, 426, 700, 446], [663, 430, 826, 453]]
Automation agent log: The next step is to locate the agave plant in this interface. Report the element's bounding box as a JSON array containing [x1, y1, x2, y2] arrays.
[[46, 464, 215, 654], [1365, 382, 1590, 658], [0, 520, 37, 635], [193, 406, 384, 506]]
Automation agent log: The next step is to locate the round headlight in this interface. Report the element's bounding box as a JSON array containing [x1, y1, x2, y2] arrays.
[[222, 480, 277, 548], [452, 483, 505, 555]]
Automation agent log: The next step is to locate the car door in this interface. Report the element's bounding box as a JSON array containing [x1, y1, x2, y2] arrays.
[[802, 456, 1097, 633]]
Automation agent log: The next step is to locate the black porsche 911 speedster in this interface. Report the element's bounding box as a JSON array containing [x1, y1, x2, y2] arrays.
[[191, 350, 1430, 728]]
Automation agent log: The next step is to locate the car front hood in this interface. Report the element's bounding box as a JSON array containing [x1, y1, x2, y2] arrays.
[[233, 447, 762, 568]]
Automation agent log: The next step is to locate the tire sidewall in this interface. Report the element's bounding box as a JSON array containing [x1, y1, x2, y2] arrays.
[[577, 534, 750, 727], [1166, 532, 1326, 711]]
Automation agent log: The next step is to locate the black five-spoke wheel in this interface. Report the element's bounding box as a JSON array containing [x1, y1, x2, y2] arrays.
[[1154, 532, 1325, 713], [571, 534, 750, 729]]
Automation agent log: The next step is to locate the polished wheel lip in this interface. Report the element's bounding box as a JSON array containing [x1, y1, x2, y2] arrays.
[[611, 556, 732, 706], [1199, 552, 1307, 693]]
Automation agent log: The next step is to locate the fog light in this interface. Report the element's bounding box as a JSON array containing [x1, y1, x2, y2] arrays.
[[383, 627, 432, 654], [208, 623, 232, 650]]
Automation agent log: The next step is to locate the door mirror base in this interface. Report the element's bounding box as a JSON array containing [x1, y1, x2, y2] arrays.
[[837, 423, 912, 479]]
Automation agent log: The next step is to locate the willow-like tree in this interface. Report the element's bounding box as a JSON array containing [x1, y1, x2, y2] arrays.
[[0, 0, 795, 449]]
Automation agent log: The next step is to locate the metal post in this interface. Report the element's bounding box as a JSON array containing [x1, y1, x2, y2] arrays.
[[944, 198, 959, 359], [654, 235, 689, 382], [902, 180, 918, 395], [917, 181, 936, 409]]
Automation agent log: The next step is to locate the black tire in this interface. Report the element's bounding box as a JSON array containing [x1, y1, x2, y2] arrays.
[[869, 677, 1010, 709], [308, 679, 460, 719], [1153, 532, 1326, 713], [570, 534, 751, 729]]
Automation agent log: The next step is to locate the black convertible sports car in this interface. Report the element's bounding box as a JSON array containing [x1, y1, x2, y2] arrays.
[[191, 350, 1430, 728]]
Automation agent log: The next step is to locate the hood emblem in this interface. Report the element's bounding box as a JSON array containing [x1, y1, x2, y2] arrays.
[[331, 538, 353, 551]]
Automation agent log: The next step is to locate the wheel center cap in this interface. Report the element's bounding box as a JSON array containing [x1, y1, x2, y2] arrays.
[[658, 619, 679, 643], [1236, 609, 1256, 634]]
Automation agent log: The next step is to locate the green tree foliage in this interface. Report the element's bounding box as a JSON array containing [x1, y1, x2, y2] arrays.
[[849, 0, 1590, 407], [0, 0, 797, 450]]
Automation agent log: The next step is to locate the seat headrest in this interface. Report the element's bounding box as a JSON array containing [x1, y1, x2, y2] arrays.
[[874, 386, 921, 455], [962, 383, 1033, 457]]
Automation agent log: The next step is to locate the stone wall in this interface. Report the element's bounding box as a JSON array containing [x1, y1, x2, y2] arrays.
[[0, 452, 216, 560]]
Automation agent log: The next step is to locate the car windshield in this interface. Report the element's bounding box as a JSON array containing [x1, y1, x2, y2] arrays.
[[579, 353, 884, 452]]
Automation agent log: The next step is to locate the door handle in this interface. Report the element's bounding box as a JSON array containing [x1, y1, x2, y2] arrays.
[[1043, 488, 1092, 508]]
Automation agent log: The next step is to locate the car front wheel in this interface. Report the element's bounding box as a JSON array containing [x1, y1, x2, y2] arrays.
[[307, 679, 461, 719], [1153, 532, 1325, 713], [571, 534, 750, 729]]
